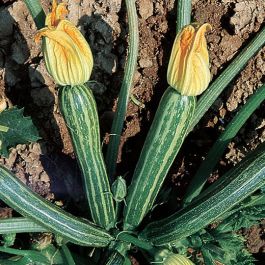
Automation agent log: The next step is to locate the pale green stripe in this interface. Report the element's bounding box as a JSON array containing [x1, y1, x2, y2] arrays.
[[81, 89, 109, 224], [0, 125, 9, 132]]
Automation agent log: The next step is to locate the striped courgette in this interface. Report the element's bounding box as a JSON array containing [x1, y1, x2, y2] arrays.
[[123, 87, 196, 230], [140, 143, 265, 246], [0, 166, 113, 247], [59, 84, 115, 230]]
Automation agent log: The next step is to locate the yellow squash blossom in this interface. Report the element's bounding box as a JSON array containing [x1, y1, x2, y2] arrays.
[[164, 254, 195, 265], [167, 23, 212, 96], [35, 0, 93, 86]]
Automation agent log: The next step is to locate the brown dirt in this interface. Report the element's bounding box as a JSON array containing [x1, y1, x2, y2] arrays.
[[0, 0, 265, 263]]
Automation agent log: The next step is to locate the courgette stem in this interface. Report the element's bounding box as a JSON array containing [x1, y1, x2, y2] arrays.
[[0, 246, 38, 257], [105, 0, 139, 180], [116, 233, 153, 252], [177, 0, 192, 33], [189, 26, 265, 132], [61, 245, 76, 265], [23, 0, 46, 29], [184, 84, 265, 205]]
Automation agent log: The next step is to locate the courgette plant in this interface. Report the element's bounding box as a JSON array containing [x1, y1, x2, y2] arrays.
[[0, 0, 264, 264]]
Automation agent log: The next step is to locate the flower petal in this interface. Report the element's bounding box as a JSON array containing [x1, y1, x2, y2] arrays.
[[36, 1, 93, 86], [167, 25, 195, 93], [56, 20, 93, 69], [192, 23, 212, 65], [46, 0, 68, 27], [40, 28, 89, 85], [167, 23, 212, 96]]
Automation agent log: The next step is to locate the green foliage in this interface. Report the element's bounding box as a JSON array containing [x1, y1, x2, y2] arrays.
[[1, 234, 16, 248], [174, 229, 255, 265], [204, 232, 256, 265], [0, 107, 40, 157]]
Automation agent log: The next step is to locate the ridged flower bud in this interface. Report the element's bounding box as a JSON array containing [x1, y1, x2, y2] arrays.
[[167, 23, 212, 96], [35, 0, 93, 86]]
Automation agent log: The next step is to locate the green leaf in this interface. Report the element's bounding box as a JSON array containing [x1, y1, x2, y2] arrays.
[[203, 244, 229, 264], [1, 234, 16, 247], [195, 230, 255, 265], [0, 107, 40, 157], [209, 231, 255, 264], [233, 249, 255, 265], [200, 247, 216, 265], [217, 204, 265, 233]]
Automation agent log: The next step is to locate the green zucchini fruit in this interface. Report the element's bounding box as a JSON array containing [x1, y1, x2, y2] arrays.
[[59, 84, 115, 230], [0, 165, 113, 247], [123, 87, 196, 230], [140, 144, 265, 246]]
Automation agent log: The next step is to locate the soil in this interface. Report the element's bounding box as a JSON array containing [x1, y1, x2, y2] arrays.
[[0, 0, 264, 264]]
